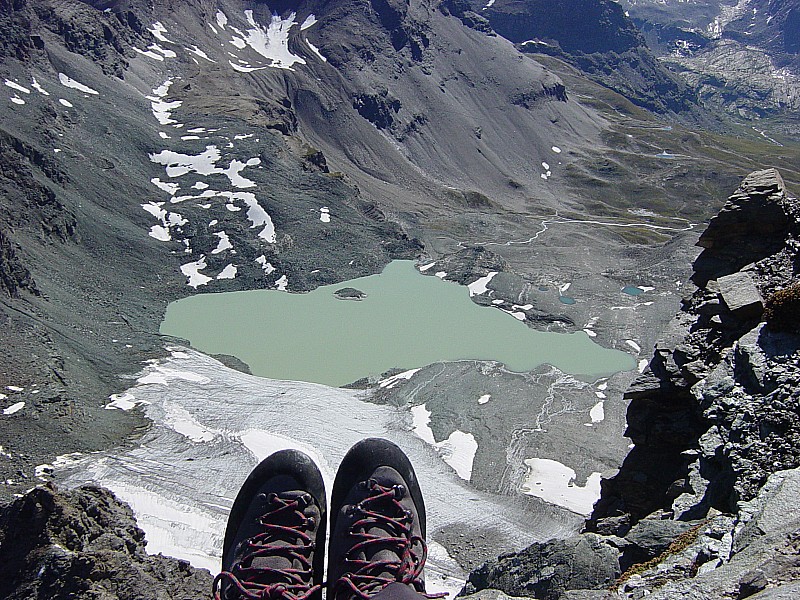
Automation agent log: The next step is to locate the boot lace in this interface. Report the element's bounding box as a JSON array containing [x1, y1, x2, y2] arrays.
[[333, 479, 446, 600], [214, 493, 320, 600]]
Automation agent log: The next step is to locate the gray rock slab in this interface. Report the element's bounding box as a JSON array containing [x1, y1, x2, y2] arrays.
[[717, 272, 764, 316]]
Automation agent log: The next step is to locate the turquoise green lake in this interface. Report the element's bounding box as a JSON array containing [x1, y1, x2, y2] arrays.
[[160, 260, 635, 386]]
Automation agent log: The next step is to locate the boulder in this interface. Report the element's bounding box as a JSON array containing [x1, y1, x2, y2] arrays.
[[462, 534, 622, 600], [717, 272, 764, 318]]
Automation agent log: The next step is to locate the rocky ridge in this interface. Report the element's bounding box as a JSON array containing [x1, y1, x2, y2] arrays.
[[453, 0, 701, 118], [0, 483, 212, 599], [462, 169, 800, 598]]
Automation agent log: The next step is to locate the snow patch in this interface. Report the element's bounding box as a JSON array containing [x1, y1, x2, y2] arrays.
[[410, 404, 477, 481], [467, 272, 498, 297], [4, 80, 30, 94], [105, 393, 149, 411], [589, 401, 604, 424], [300, 15, 318, 30], [217, 264, 237, 280], [2, 402, 25, 416], [478, 394, 491, 405], [180, 256, 213, 288], [551, 146, 562, 153], [275, 275, 288, 291], [521, 458, 601, 515], [256, 256, 276, 274], [151, 178, 180, 195], [58, 73, 98, 95], [187, 46, 214, 62], [306, 40, 327, 62], [625, 340, 641, 353], [149, 22, 174, 44], [319, 207, 330, 223], [378, 369, 421, 389], [212, 231, 233, 254], [58, 98, 73, 108], [31, 77, 49, 95], [9, 95, 24, 105]]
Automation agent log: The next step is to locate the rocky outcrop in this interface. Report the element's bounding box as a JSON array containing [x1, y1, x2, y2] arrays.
[[593, 168, 800, 527], [0, 228, 38, 297], [463, 169, 800, 598], [0, 131, 76, 242], [463, 534, 622, 600], [693, 169, 795, 286], [0, 484, 212, 599]]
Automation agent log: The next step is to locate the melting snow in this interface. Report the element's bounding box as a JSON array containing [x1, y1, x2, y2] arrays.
[[300, 15, 318, 30], [9, 96, 24, 105], [378, 369, 421, 389], [187, 46, 214, 61], [216, 11, 228, 29], [307, 40, 327, 62], [149, 225, 171, 241], [180, 256, 213, 288], [217, 264, 237, 279], [435, 431, 477, 482], [3, 402, 25, 416], [589, 401, 604, 424], [4, 80, 30, 94], [626, 340, 641, 353], [104, 393, 149, 411], [468, 272, 498, 297], [410, 405, 477, 481], [58, 73, 98, 95], [164, 402, 217, 443], [418, 263, 436, 272], [149, 146, 261, 189], [521, 458, 601, 515], [275, 275, 288, 291], [151, 178, 180, 195], [149, 22, 174, 44], [212, 231, 233, 254], [319, 207, 330, 223], [31, 77, 49, 95], [256, 256, 276, 274], [638, 359, 649, 373], [230, 10, 308, 71]]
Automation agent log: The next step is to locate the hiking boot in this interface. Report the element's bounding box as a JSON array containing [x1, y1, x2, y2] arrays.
[[214, 449, 326, 600], [327, 438, 432, 600]]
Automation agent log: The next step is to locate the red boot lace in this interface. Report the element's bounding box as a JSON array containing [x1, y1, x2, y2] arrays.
[[333, 480, 446, 600], [214, 493, 320, 600]]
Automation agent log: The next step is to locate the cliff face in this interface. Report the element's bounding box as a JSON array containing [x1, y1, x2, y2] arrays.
[[463, 169, 800, 599]]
